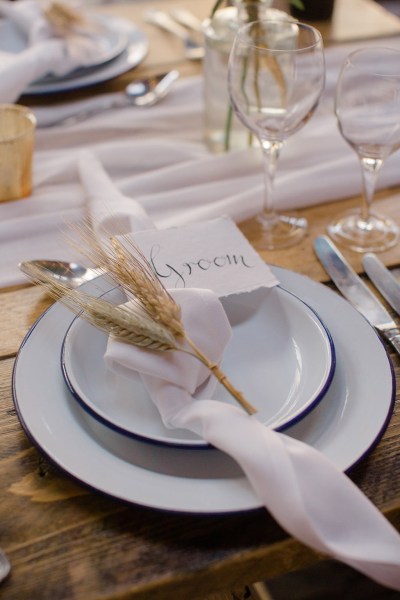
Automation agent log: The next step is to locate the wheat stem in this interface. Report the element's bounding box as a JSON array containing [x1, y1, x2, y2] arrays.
[[183, 335, 257, 415]]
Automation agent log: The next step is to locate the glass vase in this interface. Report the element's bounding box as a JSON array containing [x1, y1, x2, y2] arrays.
[[203, 1, 291, 153]]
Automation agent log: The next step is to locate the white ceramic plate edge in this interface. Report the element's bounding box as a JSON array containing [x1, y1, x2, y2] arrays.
[[11, 268, 396, 513], [23, 19, 148, 94], [60, 285, 335, 448]]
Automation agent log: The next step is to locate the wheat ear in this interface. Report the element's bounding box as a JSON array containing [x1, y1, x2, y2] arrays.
[[27, 223, 257, 415], [24, 264, 178, 351]]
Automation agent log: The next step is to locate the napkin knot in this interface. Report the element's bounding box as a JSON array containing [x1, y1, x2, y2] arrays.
[[105, 287, 232, 429]]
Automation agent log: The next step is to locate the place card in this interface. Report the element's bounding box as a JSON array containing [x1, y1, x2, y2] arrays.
[[132, 216, 279, 297]]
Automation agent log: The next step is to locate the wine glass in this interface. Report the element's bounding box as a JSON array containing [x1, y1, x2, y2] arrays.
[[228, 19, 325, 250], [327, 47, 400, 253]]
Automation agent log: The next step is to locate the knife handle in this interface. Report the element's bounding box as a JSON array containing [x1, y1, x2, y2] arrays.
[[385, 329, 400, 356], [36, 93, 128, 128]]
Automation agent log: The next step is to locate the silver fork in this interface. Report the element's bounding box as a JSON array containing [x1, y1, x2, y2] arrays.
[[169, 8, 204, 34], [144, 9, 204, 61]]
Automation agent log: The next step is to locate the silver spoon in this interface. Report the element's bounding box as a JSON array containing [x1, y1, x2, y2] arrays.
[[19, 260, 101, 289], [37, 70, 180, 127]]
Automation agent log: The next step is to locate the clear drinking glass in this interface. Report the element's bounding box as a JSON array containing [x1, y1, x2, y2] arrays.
[[228, 19, 325, 250], [328, 47, 400, 252]]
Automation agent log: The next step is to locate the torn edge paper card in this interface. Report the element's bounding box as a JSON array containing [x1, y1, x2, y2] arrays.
[[131, 216, 279, 298]]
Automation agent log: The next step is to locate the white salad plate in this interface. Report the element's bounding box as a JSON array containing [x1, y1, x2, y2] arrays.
[[61, 285, 335, 448], [0, 15, 148, 94], [12, 268, 395, 514]]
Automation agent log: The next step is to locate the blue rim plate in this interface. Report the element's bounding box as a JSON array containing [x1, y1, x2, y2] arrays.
[[0, 14, 131, 75], [61, 284, 335, 448], [5, 17, 149, 95], [11, 268, 395, 514]]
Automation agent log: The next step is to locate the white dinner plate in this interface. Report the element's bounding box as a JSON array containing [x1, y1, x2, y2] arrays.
[[8, 17, 148, 95], [0, 14, 130, 76], [61, 285, 335, 447], [12, 268, 395, 513]]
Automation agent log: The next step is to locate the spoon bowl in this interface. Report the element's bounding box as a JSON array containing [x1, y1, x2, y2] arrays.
[[0, 548, 10, 584], [19, 260, 101, 289], [126, 70, 179, 106]]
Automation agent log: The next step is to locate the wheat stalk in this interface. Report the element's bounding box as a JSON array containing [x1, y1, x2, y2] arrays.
[[25, 264, 178, 351], [44, 1, 85, 34], [26, 224, 257, 415], [67, 221, 185, 339], [44, 1, 100, 36]]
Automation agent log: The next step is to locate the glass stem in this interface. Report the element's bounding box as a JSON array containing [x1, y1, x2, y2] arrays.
[[360, 157, 383, 221], [260, 138, 283, 217]]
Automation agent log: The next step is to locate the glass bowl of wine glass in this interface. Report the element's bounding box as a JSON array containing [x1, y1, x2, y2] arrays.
[[328, 47, 400, 253], [228, 19, 325, 250]]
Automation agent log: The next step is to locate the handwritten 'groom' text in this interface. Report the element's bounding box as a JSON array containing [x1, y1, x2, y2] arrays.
[[149, 244, 255, 287]]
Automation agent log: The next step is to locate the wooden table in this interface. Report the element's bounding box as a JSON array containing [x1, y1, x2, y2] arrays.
[[1, 1, 400, 599]]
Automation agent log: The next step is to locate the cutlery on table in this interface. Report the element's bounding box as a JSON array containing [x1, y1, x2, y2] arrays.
[[36, 70, 179, 127], [19, 260, 101, 288], [363, 253, 400, 316], [169, 8, 204, 34], [144, 9, 204, 60], [314, 235, 400, 355], [0, 549, 10, 584]]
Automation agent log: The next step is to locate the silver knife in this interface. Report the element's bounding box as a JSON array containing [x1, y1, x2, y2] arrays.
[[314, 235, 400, 355], [363, 253, 400, 316]]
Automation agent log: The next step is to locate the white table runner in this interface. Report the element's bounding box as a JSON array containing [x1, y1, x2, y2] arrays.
[[1, 37, 400, 286]]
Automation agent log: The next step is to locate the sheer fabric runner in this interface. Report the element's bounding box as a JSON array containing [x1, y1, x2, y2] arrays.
[[2, 37, 400, 286]]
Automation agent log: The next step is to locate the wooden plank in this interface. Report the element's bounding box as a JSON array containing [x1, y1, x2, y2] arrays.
[[1, 330, 399, 599], [2, 1, 400, 598], [0, 287, 52, 358], [328, 0, 400, 42]]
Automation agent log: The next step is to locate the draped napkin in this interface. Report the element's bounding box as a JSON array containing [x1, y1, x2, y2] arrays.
[[0, 0, 113, 103], [105, 286, 400, 590]]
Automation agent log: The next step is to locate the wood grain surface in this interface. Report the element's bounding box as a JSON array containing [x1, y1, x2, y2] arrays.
[[1, 324, 399, 599], [1, 1, 400, 599]]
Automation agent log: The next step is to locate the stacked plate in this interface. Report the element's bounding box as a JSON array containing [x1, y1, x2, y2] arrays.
[[61, 284, 336, 447], [0, 14, 149, 94], [12, 267, 395, 513]]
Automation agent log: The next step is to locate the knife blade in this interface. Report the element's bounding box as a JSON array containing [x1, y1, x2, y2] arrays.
[[363, 253, 400, 316], [314, 235, 400, 355]]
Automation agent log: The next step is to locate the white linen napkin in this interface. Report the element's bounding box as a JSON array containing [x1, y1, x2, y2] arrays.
[[0, 0, 112, 102], [105, 286, 400, 591], [78, 151, 155, 239]]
